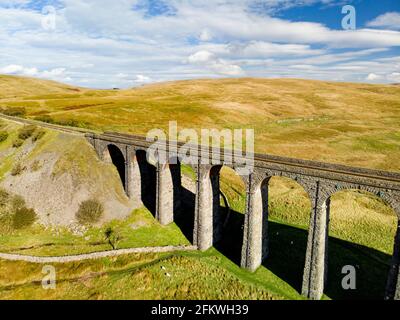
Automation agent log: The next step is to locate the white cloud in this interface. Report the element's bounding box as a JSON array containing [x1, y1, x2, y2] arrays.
[[367, 12, 400, 30], [0, 1, 398, 87], [366, 73, 382, 81], [188, 50, 216, 64], [134, 74, 152, 83], [55, 1, 400, 48], [199, 29, 213, 42], [188, 50, 244, 76], [0, 64, 24, 73], [226, 41, 325, 58], [0, 0, 29, 6], [387, 72, 400, 83], [365, 72, 400, 83], [116, 73, 129, 78], [290, 64, 315, 70], [211, 62, 244, 76], [0, 64, 38, 76], [0, 64, 72, 81], [42, 68, 66, 77]]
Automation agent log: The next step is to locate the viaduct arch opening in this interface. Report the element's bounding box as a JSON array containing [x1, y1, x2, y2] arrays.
[[136, 150, 157, 216], [323, 189, 399, 300], [260, 176, 312, 293], [172, 159, 196, 243], [104, 144, 126, 191], [213, 166, 246, 265]]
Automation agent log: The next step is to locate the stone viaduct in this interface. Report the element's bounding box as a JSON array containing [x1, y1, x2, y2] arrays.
[[85, 131, 400, 300]]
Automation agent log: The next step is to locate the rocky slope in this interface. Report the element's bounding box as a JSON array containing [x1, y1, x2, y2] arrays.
[[0, 119, 133, 226]]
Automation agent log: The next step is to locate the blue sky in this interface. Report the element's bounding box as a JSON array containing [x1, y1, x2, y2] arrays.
[[0, 0, 399, 88]]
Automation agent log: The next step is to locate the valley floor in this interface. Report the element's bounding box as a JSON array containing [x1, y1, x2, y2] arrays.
[[0, 206, 395, 300]]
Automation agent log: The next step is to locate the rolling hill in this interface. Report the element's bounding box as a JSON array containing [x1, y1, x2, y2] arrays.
[[0, 75, 399, 171]]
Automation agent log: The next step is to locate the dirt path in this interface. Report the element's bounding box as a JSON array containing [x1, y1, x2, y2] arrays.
[[0, 245, 197, 263]]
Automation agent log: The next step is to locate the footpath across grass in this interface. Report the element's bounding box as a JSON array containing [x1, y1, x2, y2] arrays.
[[0, 207, 190, 257]]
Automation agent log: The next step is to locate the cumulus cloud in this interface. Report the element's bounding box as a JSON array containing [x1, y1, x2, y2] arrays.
[[54, 1, 400, 48], [42, 68, 67, 77], [226, 41, 325, 58], [134, 74, 152, 83], [0, 1, 398, 87], [0, 0, 29, 6], [0, 64, 38, 76], [199, 29, 213, 42], [188, 50, 216, 64], [366, 73, 382, 81], [188, 50, 244, 76], [366, 72, 400, 83], [367, 12, 400, 30], [211, 63, 244, 76], [387, 72, 400, 83], [0, 64, 71, 81]]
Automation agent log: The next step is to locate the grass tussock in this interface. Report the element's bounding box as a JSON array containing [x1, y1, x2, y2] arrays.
[[0, 131, 8, 143], [11, 163, 24, 176], [12, 138, 24, 148], [18, 125, 36, 140], [76, 199, 104, 226], [0, 189, 37, 234]]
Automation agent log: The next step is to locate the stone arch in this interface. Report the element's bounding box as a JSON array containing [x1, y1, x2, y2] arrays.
[[248, 169, 316, 199], [134, 148, 157, 216], [214, 165, 247, 264], [321, 185, 400, 300], [208, 165, 247, 240], [195, 163, 246, 256], [323, 183, 400, 220], [167, 154, 197, 242], [243, 170, 312, 292], [102, 143, 126, 192]]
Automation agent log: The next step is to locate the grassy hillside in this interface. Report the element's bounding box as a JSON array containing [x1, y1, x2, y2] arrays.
[[0, 75, 399, 171], [0, 76, 398, 300], [0, 207, 190, 256], [0, 249, 302, 300], [0, 75, 84, 99]]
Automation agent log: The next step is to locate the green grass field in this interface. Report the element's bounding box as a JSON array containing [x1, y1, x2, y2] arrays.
[[0, 249, 304, 300], [0, 208, 190, 256]]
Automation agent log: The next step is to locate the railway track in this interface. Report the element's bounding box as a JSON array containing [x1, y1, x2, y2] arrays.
[[0, 113, 95, 135], [100, 131, 400, 186]]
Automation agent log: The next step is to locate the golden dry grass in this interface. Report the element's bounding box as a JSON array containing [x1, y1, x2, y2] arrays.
[[0, 251, 290, 300], [0, 75, 399, 171]]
